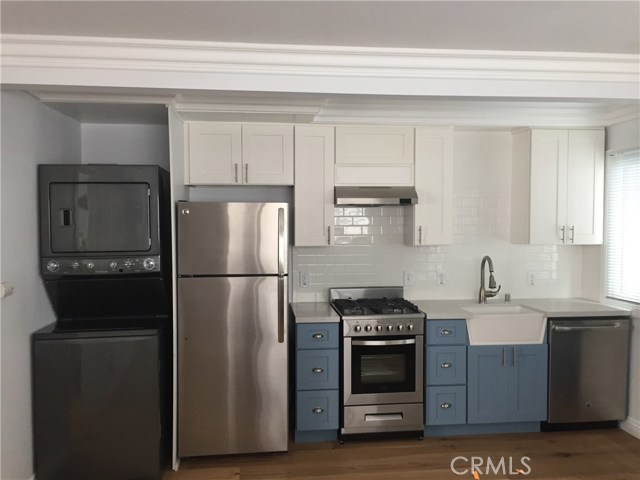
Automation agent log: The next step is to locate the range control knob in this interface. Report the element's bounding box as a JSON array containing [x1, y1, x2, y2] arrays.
[[124, 259, 133, 268], [46, 260, 59, 273], [386, 325, 394, 332], [397, 324, 404, 331], [408, 324, 414, 331], [354, 325, 362, 333], [375, 325, 382, 332], [70, 261, 80, 270], [109, 261, 118, 270], [364, 325, 372, 332], [143, 258, 156, 270], [85, 261, 95, 270]]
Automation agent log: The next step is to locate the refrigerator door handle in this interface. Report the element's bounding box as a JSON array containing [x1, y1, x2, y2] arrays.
[[277, 276, 285, 344], [277, 208, 285, 275]]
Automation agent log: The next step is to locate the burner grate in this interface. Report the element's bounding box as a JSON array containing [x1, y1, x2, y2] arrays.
[[332, 297, 420, 316]]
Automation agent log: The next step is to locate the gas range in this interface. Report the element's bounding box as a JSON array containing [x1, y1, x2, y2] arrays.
[[330, 287, 425, 337]]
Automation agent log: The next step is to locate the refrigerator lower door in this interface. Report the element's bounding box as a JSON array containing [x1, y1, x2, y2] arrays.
[[178, 276, 288, 457]]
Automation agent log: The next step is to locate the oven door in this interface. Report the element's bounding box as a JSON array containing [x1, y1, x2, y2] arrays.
[[343, 335, 423, 406]]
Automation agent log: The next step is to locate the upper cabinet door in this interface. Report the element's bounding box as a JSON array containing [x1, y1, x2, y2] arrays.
[[294, 126, 335, 246], [512, 128, 604, 245], [336, 126, 414, 164], [529, 129, 568, 245], [406, 126, 453, 246], [566, 130, 604, 245], [334, 126, 415, 186], [242, 125, 294, 185], [185, 123, 242, 185]]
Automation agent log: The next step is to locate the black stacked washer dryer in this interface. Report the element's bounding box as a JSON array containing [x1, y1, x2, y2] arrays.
[[32, 164, 172, 480]]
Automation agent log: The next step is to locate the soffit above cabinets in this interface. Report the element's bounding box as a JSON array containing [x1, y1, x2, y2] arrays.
[[30, 89, 639, 128]]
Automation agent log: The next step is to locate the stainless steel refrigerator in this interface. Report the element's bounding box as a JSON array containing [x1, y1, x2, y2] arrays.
[[177, 202, 288, 457]]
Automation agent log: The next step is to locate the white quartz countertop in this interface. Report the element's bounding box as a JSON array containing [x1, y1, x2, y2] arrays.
[[414, 298, 631, 320], [290, 302, 340, 323], [291, 298, 630, 324]]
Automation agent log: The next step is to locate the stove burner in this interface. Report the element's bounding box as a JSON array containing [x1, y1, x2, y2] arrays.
[[332, 297, 420, 316]]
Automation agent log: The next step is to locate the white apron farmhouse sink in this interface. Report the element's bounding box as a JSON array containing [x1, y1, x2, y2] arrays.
[[461, 304, 546, 345]]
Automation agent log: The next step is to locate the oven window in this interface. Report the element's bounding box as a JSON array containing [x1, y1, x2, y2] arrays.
[[351, 341, 416, 395]]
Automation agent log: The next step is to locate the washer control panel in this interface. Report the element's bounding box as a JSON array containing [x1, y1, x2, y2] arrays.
[[42, 256, 161, 276]]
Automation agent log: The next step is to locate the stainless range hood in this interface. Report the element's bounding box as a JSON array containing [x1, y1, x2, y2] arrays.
[[335, 186, 418, 206]]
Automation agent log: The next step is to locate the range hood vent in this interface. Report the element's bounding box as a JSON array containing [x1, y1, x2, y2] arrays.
[[334, 186, 418, 206]]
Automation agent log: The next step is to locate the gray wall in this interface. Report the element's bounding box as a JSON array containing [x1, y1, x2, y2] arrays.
[[1, 91, 81, 479]]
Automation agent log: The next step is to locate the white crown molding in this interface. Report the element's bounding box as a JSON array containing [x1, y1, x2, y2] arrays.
[[2, 34, 639, 101]]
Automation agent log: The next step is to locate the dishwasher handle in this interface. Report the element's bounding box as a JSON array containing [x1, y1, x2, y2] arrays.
[[551, 322, 624, 332]]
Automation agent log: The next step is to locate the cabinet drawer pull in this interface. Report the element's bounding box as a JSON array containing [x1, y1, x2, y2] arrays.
[[312, 407, 324, 414], [440, 402, 452, 409], [440, 362, 452, 369], [440, 329, 452, 336], [418, 225, 423, 245], [560, 225, 565, 243], [234, 163, 239, 183], [570, 225, 575, 243], [245, 163, 249, 183], [312, 367, 324, 374], [312, 333, 324, 339], [327, 226, 331, 245]]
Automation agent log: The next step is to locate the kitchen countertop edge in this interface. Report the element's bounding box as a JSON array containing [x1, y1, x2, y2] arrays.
[[290, 302, 340, 324], [414, 298, 631, 320]]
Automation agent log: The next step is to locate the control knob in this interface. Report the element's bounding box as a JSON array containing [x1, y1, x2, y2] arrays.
[[386, 325, 394, 332], [123, 259, 133, 269], [109, 261, 118, 270], [46, 260, 59, 273], [408, 324, 414, 331], [364, 325, 372, 332], [375, 325, 382, 332], [85, 261, 95, 270], [70, 261, 80, 270], [397, 324, 404, 331], [143, 258, 156, 270], [354, 325, 362, 333]]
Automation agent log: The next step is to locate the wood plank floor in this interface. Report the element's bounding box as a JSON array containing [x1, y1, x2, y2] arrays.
[[165, 429, 640, 480]]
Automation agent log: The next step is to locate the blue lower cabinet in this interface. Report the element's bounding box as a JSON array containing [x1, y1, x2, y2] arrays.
[[296, 349, 339, 390], [296, 390, 339, 431], [426, 386, 467, 425], [426, 346, 467, 386], [468, 344, 548, 424]]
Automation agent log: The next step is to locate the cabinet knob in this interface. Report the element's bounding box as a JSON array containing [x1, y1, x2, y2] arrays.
[[312, 368, 324, 374], [312, 407, 324, 414], [440, 362, 452, 369], [440, 402, 452, 409], [312, 333, 324, 339], [440, 329, 452, 336]]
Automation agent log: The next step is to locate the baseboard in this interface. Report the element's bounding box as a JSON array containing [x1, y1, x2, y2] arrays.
[[620, 416, 640, 439]]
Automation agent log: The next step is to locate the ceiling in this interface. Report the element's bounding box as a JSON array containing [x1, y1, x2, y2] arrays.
[[2, 1, 639, 54], [2, 1, 639, 126]]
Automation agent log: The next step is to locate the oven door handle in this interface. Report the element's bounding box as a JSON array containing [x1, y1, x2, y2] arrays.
[[351, 338, 416, 346]]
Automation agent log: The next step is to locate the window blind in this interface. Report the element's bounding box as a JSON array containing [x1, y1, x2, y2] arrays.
[[605, 149, 640, 304]]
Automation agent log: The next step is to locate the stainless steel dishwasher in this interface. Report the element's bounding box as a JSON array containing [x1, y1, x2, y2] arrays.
[[548, 317, 630, 423]]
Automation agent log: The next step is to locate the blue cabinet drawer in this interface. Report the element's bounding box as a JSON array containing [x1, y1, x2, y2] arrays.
[[296, 390, 339, 431], [426, 320, 468, 345], [296, 323, 339, 350], [296, 349, 339, 390], [426, 346, 467, 386], [426, 386, 467, 426]]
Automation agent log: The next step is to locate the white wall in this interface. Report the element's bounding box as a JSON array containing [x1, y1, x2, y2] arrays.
[[1, 91, 81, 480], [81, 123, 169, 169], [292, 130, 583, 302]]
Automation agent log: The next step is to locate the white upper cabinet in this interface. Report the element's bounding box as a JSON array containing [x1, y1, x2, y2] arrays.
[[294, 126, 335, 246], [405, 127, 453, 246], [184, 122, 293, 185], [334, 126, 414, 186], [511, 128, 604, 245]]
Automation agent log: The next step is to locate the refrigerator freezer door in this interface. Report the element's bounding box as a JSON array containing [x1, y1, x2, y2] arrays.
[[178, 276, 288, 456], [177, 202, 288, 276]]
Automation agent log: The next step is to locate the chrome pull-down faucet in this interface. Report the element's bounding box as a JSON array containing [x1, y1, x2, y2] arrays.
[[479, 255, 501, 304]]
